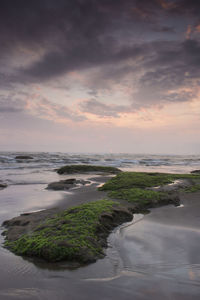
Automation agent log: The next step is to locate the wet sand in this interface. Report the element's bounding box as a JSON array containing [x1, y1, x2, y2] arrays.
[[1, 175, 111, 241], [1, 177, 200, 299], [106, 191, 200, 299]]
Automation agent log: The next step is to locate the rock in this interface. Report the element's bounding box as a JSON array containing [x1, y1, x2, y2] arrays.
[[57, 164, 121, 174], [47, 180, 74, 190], [46, 179, 90, 190], [63, 178, 76, 184], [100, 212, 113, 221], [2, 220, 9, 227], [55, 240, 73, 248], [4, 227, 26, 241], [2, 217, 31, 241], [76, 247, 97, 263], [15, 155, 33, 160], [0, 183, 7, 189], [191, 170, 200, 174], [3, 218, 30, 227], [2, 202, 134, 265], [97, 207, 133, 239], [112, 207, 133, 222]]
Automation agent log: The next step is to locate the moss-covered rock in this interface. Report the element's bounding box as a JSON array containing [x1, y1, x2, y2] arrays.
[[99, 171, 200, 191], [4, 200, 132, 264], [108, 188, 180, 208], [99, 171, 200, 209], [57, 164, 121, 174]]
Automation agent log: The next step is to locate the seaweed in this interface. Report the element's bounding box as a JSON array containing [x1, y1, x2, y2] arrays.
[[57, 164, 121, 174]]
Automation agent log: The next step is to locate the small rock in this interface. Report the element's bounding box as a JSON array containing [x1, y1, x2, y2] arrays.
[[191, 170, 200, 174], [46, 179, 90, 190], [2, 218, 29, 227], [47, 181, 73, 190], [99, 213, 113, 221], [63, 179, 76, 184], [2, 220, 10, 227], [0, 183, 7, 189], [15, 155, 33, 160]]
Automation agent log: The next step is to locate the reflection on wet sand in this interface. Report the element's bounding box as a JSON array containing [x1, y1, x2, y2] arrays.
[[81, 192, 200, 299]]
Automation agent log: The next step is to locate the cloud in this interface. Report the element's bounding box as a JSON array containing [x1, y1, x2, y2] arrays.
[[77, 39, 200, 112], [20, 43, 147, 82], [170, 0, 200, 16], [130, 39, 200, 107], [79, 99, 131, 118], [0, 91, 86, 123], [0, 94, 26, 113], [1, 1, 200, 154], [154, 25, 176, 33], [25, 94, 87, 123], [1, 0, 200, 118], [0, 0, 180, 83]]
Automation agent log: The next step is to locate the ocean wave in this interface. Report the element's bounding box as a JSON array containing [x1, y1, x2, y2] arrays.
[[0, 152, 200, 172]]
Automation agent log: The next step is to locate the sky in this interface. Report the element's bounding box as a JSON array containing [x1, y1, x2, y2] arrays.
[[0, 0, 200, 154]]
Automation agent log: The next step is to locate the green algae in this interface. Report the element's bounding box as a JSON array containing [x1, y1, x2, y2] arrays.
[[99, 172, 200, 191], [183, 184, 200, 193], [5, 200, 116, 263], [99, 171, 200, 208], [108, 188, 168, 206], [57, 164, 121, 174]]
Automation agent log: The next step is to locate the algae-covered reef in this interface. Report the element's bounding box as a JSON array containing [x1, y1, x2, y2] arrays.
[[99, 172, 200, 209], [99, 172, 200, 191], [3, 170, 200, 265], [57, 164, 121, 174], [3, 200, 132, 264]]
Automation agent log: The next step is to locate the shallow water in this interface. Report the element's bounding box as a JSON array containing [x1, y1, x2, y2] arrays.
[[0, 152, 200, 299]]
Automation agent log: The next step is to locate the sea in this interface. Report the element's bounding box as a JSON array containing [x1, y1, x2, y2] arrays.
[[0, 152, 200, 300]]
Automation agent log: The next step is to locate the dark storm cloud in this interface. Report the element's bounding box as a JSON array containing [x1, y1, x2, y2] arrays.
[[80, 38, 200, 109], [128, 39, 200, 107], [0, 0, 198, 58], [0, 0, 138, 53], [1, 0, 200, 114], [170, 0, 200, 16], [0, 0, 174, 79], [153, 25, 176, 33], [22, 44, 147, 81], [138, 39, 200, 90]]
